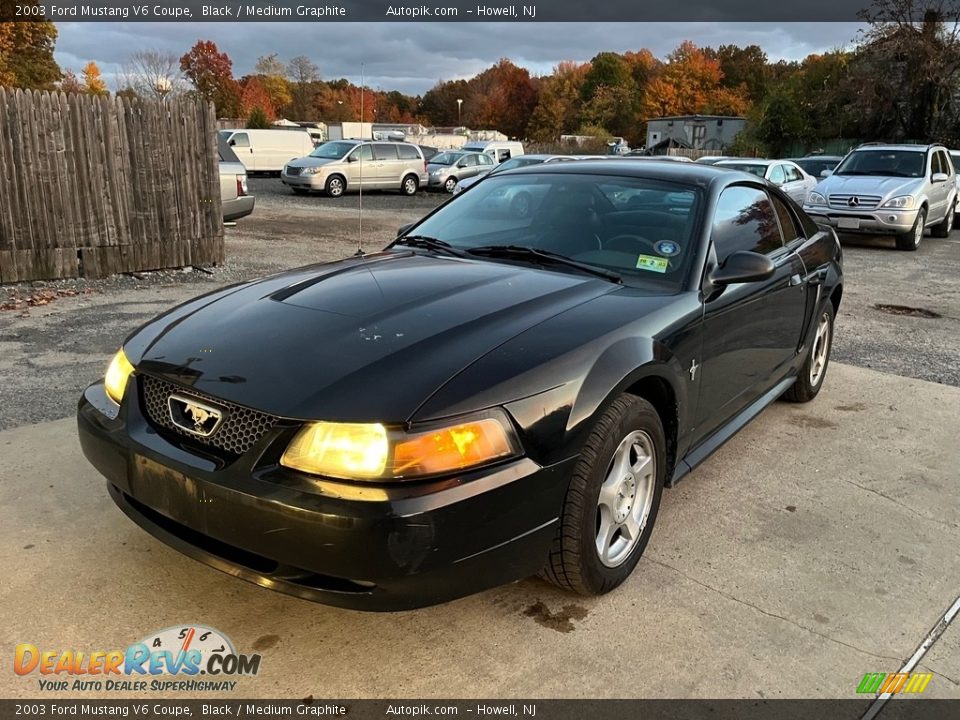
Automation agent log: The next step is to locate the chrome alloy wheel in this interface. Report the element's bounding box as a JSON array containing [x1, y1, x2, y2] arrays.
[[914, 214, 924, 246], [810, 310, 831, 387], [595, 430, 657, 568]]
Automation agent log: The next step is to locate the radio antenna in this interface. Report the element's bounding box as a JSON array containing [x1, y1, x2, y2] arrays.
[[355, 62, 365, 257]]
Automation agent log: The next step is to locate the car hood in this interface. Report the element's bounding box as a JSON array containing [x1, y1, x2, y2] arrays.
[[127, 252, 618, 422], [427, 163, 455, 173], [815, 175, 923, 199], [286, 156, 340, 168]]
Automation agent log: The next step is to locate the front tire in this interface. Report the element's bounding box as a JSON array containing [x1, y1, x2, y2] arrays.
[[444, 177, 457, 193], [325, 175, 345, 198], [896, 207, 926, 250], [401, 175, 419, 196], [931, 201, 955, 238], [784, 303, 834, 403], [541, 394, 665, 596]]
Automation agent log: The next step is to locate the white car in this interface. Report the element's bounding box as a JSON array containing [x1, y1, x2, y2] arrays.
[[715, 159, 817, 204]]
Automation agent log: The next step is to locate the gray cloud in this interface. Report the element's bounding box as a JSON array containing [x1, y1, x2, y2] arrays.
[[54, 21, 865, 95]]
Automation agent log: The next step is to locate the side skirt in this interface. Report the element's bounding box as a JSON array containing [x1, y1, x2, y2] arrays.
[[669, 375, 796, 486]]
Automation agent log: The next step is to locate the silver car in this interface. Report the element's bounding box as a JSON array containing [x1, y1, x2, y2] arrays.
[[281, 140, 428, 198], [715, 159, 817, 204], [803, 143, 957, 251], [218, 138, 254, 222], [427, 151, 496, 193]]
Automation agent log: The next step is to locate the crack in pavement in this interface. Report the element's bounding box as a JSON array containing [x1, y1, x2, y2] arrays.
[[842, 478, 960, 531], [646, 557, 904, 665]]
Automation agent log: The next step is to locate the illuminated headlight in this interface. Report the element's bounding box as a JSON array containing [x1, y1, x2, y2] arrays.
[[104, 349, 134, 405], [280, 410, 520, 481], [881, 195, 915, 209], [806, 192, 827, 206]]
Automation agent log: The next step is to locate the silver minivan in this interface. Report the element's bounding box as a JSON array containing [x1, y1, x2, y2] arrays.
[[281, 140, 428, 197]]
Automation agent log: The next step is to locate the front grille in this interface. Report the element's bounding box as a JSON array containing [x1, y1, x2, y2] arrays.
[[828, 194, 882, 210], [140, 375, 280, 457], [284, 166, 303, 176]]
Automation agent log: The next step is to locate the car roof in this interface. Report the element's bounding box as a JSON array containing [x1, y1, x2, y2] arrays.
[[717, 159, 776, 166], [852, 144, 932, 152], [504, 158, 739, 188]]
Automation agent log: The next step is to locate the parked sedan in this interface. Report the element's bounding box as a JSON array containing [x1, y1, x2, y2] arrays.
[[715, 159, 817, 204], [427, 151, 496, 192], [78, 161, 842, 611], [453, 154, 583, 195], [218, 138, 254, 222], [789, 155, 843, 179]]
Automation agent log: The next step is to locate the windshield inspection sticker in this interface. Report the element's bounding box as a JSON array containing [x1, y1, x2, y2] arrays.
[[636, 255, 669, 273], [655, 240, 680, 257]]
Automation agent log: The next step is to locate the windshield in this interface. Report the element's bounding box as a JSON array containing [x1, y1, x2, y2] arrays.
[[720, 163, 767, 178], [403, 173, 702, 291], [309, 141, 357, 159], [795, 158, 838, 175], [834, 150, 925, 178], [430, 152, 465, 166]]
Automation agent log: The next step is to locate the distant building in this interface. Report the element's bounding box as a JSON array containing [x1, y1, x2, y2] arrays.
[[645, 115, 746, 153]]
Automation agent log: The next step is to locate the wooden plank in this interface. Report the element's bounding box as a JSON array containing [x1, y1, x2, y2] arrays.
[[0, 89, 19, 280]]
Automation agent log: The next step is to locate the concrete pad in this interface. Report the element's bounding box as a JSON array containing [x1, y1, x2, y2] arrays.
[[1, 363, 958, 699]]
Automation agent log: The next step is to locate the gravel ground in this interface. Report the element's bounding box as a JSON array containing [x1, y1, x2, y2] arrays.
[[1, 179, 958, 430]]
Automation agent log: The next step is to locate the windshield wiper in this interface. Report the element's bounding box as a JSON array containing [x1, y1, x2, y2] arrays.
[[467, 244, 622, 283], [392, 235, 471, 258]]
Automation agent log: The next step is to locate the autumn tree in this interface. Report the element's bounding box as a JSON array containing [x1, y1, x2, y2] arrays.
[[287, 55, 319, 120], [246, 106, 270, 129], [254, 53, 292, 115], [705, 44, 769, 104], [528, 61, 589, 141], [0, 1, 61, 89], [641, 41, 748, 119], [580, 52, 638, 140], [82, 61, 108, 96], [240, 75, 276, 119], [462, 59, 538, 138], [420, 78, 470, 125], [59, 69, 82, 94], [180, 40, 241, 116]]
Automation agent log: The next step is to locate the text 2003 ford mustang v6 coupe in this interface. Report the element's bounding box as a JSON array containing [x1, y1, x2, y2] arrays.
[[78, 162, 842, 610]]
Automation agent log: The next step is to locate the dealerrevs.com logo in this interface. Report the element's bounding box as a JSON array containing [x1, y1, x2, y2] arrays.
[[14, 625, 262, 693]]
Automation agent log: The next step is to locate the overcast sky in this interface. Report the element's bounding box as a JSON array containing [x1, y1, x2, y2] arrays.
[[54, 22, 865, 95]]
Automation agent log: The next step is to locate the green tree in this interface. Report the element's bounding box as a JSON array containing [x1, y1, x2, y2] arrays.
[[246, 106, 270, 129]]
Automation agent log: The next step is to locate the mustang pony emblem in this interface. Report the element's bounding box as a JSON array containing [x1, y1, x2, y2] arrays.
[[168, 394, 225, 437]]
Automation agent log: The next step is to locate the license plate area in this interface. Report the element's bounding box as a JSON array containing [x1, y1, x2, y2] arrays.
[[838, 217, 861, 229]]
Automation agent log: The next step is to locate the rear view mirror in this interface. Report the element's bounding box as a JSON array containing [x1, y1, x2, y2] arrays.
[[709, 251, 776, 286]]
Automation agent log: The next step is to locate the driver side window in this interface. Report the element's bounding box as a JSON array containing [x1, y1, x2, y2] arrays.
[[711, 186, 784, 263]]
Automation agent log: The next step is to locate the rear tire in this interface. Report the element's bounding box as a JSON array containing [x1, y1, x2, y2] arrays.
[[931, 202, 955, 238], [401, 175, 419, 196], [325, 175, 345, 198], [896, 207, 925, 250], [784, 303, 834, 403], [541, 394, 665, 596]]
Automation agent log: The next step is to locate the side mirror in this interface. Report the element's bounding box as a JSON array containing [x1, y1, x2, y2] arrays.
[[709, 251, 776, 286], [456, 162, 466, 168], [397, 223, 414, 237], [228, 139, 236, 146], [821, 169, 833, 178], [346, 155, 357, 163], [932, 172, 949, 183]]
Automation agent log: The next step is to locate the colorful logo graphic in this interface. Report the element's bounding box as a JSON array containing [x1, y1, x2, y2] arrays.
[[857, 672, 933, 695], [14, 625, 261, 693]]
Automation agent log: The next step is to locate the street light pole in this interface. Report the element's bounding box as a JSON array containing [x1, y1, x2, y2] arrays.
[[457, 98, 463, 129]]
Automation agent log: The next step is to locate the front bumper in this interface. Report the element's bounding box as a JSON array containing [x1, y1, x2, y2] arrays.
[[803, 206, 919, 235], [280, 172, 324, 189], [77, 379, 573, 611]]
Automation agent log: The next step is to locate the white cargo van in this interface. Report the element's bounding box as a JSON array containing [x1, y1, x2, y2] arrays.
[[218, 129, 315, 173], [461, 140, 525, 164]]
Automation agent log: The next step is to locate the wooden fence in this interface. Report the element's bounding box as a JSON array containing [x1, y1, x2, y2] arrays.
[[0, 88, 224, 283]]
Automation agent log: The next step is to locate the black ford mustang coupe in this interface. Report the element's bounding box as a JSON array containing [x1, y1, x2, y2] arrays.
[[78, 161, 842, 610]]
